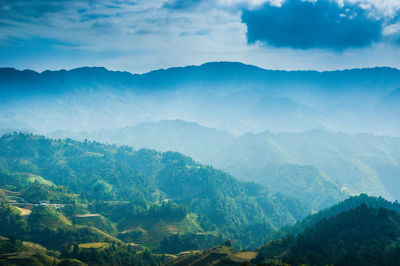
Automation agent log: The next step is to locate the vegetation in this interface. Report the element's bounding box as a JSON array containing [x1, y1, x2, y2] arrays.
[[60, 242, 169, 266], [2, 132, 400, 265], [0, 236, 61, 266], [283, 205, 400, 265], [165, 244, 258, 266], [277, 193, 400, 237], [0, 234, 170, 266], [55, 120, 400, 211], [21, 183, 79, 204], [0, 133, 310, 252], [256, 204, 400, 265], [157, 233, 224, 254], [248, 164, 345, 211], [217, 130, 400, 204]]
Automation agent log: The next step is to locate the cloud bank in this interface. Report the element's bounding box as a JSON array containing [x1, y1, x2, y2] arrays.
[[241, 0, 399, 50]]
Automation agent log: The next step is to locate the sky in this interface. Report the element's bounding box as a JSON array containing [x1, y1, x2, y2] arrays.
[[1, 0, 400, 73]]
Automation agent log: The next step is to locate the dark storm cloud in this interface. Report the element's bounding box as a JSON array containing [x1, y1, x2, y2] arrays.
[[241, 0, 386, 50]]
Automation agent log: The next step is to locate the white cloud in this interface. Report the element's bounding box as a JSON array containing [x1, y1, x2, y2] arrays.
[[1, 0, 400, 73], [342, 0, 400, 16]]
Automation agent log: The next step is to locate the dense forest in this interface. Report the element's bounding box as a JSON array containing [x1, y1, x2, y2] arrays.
[[0, 133, 309, 253], [277, 193, 400, 237], [278, 205, 400, 265], [165, 196, 400, 265]]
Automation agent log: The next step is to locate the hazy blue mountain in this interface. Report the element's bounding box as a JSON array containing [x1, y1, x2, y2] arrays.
[[217, 130, 400, 201], [48, 120, 234, 162], [238, 164, 345, 211], [3, 62, 400, 210], [377, 88, 400, 117], [1, 62, 400, 135], [3, 63, 399, 98], [0, 67, 136, 100]]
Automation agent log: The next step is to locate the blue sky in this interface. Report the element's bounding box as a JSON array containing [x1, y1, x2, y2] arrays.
[[1, 0, 400, 73]]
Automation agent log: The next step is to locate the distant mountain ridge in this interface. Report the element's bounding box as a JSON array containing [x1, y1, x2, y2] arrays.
[[2, 62, 399, 96], [1, 61, 400, 135]]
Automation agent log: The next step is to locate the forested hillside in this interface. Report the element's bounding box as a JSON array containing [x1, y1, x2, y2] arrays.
[[0, 132, 309, 251], [275, 205, 400, 265], [50, 120, 400, 210], [164, 194, 400, 265], [2, 133, 400, 265], [277, 194, 400, 237], [217, 130, 400, 202]]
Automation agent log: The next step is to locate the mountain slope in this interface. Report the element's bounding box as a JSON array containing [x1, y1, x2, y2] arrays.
[[50, 120, 400, 204], [49, 120, 234, 162], [216, 130, 400, 201], [0, 133, 309, 249], [378, 88, 400, 113], [277, 194, 400, 237], [165, 245, 257, 266], [280, 205, 400, 265], [244, 164, 345, 211]]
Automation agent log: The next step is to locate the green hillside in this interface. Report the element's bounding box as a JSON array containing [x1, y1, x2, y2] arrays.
[[4, 132, 399, 265], [21, 183, 79, 204], [277, 194, 400, 237], [17, 173, 55, 187], [73, 214, 116, 234], [0, 234, 167, 266], [0, 236, 61, 266], [28, 205, 71, 229], [165, 245, 257, 266], [52, 121, 400, 210], [217, 130, 400, 202], [238, 164, 345, 211], [117, 212, 205, 249], [165, 195, 400, 265], [0, 133, 310, 250], [280, 205, 400, 265]]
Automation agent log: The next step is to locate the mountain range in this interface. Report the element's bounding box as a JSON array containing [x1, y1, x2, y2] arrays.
[[1, 62, 400, 265], [1, 133, 400, 265], [1, 62, 399, 135], [49, 120, 400, 207]]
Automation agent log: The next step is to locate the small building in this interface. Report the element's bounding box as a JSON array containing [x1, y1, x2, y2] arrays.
[[39, 200, 50, 206]]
